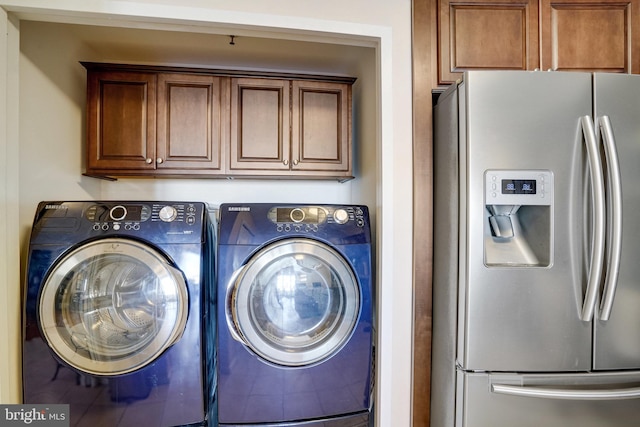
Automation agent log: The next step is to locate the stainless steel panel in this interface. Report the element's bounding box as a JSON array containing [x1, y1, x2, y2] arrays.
[[460, 71, 593, 371], [593, 73, 640, 370], [459, 371, 640, 427], [432, 84, 462, 427]]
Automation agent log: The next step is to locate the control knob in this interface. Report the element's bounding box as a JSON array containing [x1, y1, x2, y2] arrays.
[[159, 205, 178, 222], [333, 208, 349, 224]]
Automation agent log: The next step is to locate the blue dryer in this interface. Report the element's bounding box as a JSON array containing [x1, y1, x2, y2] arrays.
[[23, 201, 216, 427], [216, 204, 374, 426]]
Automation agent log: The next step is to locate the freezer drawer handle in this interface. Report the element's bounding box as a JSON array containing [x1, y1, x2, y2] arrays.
[[492, 383, 640, 400], [580, 115, 606, 322], [598, 115, 623, 321]]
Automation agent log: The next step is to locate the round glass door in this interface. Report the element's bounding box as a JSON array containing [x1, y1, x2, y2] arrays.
[[39, 238, 188, 376], [229, 238, 360, 366]]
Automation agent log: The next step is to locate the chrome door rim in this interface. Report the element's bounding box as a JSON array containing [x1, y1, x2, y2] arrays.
[[39, 238, 188, 376], [229, 238, 360, 366]]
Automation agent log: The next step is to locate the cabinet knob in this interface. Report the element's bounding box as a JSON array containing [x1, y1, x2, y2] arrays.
[[283, 159, 289, 166], [293, 159, 299, 166], [156, 158, 164, 164], [145, 158, 153, 164]]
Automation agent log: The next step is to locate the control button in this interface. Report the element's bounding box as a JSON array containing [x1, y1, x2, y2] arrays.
[[159, 206, 178, 222], [186, 216, 196, 225], [113, 224, 121, 231], [101, 223, 109, 231], [334, 209, 349, 224], [110, 205, 127, 221], [290, 208, 305, 223]]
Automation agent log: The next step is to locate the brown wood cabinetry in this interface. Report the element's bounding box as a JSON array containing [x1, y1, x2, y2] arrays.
[[291, 80, 352, 175], [229, 78, 291, 173], [540, 0, 640, 73], [438, 0, 539, 85], [229, 78, 353, 179], [86, 70, 158, 172], [85, 67, 225, 177], [156, 73, 225, 173], [436, 0, 640, 86], [83, 63, 354, 180]]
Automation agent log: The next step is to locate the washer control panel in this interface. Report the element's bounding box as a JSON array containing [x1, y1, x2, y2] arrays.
[[267, 205, 366, 233], [84, 202, 200, 232]]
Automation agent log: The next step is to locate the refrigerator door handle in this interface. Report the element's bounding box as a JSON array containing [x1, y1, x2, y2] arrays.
[[598, 115, 623, 321], [492, 383, 640, 400], [580, 115, 606, 322]]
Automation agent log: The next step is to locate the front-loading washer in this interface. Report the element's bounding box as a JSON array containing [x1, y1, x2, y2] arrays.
[[216, 203, 374, 426], [23, 201, 216, 427]]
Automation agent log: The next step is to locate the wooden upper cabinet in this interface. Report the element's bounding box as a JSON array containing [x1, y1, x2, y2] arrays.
[[291, 81, 351, 174], [156, 73, 225, 172], [229, 77, 291, 172], [540, 0, 640, 73], [230, 77, 354, 179], [86, 70, 157, 171], [438, 0, 540, 85], [83, 63, 355, 180], [436, 0, 640, 87]]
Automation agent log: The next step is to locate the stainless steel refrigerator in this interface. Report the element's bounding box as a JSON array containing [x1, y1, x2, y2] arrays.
[[432, 71, 640, 427]]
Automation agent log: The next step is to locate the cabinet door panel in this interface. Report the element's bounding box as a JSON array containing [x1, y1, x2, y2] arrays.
[[87, 71, 156, 170], [439, 0, 539, 85], [157, 74, 224, 171], [291, 81, 351, 172], [230, 78, 290, 172], [541, 0, 640, 73]]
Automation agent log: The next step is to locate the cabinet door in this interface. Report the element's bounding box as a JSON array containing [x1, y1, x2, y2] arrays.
[[229, 78, 290, 172], [291, 81, 352, 175], [156, 74, 226, 173], [540, 0, 640, 73], [438, 0, 539, 85], [86, 71, 156, 171]]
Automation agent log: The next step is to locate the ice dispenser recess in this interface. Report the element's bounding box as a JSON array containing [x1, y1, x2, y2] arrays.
[[484, 170, 553, 267]]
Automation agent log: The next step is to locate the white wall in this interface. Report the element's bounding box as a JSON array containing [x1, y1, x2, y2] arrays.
[[0, 1, 413, 425]]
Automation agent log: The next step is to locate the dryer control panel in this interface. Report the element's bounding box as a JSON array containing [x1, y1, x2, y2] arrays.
[[268, 206, 366, 233], [218, 204, 371, 245]]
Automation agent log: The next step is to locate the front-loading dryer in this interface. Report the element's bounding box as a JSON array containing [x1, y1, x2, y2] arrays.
[[23, 201, 216, 427], [216, 203, 374, 426]]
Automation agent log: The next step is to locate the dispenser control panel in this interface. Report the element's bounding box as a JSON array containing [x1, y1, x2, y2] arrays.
[[485, 170, 553, 206]]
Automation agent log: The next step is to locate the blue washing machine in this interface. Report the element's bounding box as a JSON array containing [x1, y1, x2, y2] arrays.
[[216, 204, 374, 426], [23, 201, 217, 427]]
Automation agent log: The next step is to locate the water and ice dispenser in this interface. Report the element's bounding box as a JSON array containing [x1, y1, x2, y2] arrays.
[[484, 170, 553, 267]]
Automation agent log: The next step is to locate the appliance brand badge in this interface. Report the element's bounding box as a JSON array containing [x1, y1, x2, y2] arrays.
[[44, 204, 67, 210], [228, 206, 250, 212]]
